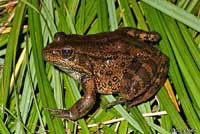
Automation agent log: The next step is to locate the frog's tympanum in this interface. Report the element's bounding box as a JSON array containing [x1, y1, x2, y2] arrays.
[[42, 27, 169, 121]]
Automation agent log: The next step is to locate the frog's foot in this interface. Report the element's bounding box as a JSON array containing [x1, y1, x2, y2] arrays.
[[103, 98, 130, 109], [44, 108, 72, 120]]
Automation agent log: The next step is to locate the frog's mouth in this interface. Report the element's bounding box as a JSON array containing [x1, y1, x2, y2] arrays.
[[44, 55, 91, 78]]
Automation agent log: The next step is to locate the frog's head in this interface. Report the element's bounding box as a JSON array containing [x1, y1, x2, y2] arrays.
[[42, 32, 91, 79]]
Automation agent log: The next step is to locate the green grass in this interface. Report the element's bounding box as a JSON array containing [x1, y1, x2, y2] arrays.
[[0, 0, 200, 133]]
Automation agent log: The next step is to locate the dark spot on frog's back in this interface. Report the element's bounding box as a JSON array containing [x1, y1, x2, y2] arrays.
[[112, 76, 118, 82], [102, 82, 107, 88], [112, 87, 118, 91], [123, 69, 128, 74], [108, 81, 112, 86], [100, 69, 104, 75], [105, 71, 113, 76], [120, 62, 125, 67]]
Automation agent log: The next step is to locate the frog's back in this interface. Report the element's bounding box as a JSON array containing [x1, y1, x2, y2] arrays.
[[88, 30, 169, 99]]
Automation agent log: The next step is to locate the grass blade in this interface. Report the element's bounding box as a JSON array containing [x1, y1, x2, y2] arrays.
[[142, 0, 200, 31]]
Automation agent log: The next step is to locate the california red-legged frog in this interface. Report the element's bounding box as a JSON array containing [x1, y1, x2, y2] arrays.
[[42, 27, 169, 120]]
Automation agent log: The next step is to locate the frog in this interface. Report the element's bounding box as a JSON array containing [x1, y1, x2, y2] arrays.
[[42, 27, 169, 121]]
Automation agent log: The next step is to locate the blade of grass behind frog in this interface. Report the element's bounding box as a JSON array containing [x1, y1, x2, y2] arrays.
[[178, 23, 200, 69], [118, 120, 128, 134], [28, 0, 66, 133], [97, 0, 109, 32], [163, 17, 200, 95], [162, 13, 200, 99], [14, 45, 35, 133], [1, 3, 28, 132], [146, 120, 171, 134], [27, 96, 43, 133], [141, 0, 200, 32], [118, 0, 136, 27], [87, 20, 99, 34], [185, 0, 200, 12], [194, 35, 200, 44], [38, 0, 66, 110], [0, 118, 9, 134], [22, 52, 40, 133], [75, 0, 85, 34], [75, 0, 97, 33], [62, 77, 73, 131], [106, 0, 118, 31], [102, 125, 116, 134], [51, 0, 77, 34], [0, 34, 9, 48], [158, 88, 188, 129], [129, 0, 148, 30], [65, 0, 80, 19]]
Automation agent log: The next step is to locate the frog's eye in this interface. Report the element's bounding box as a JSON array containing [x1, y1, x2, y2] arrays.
[[62, 49, 73, 57]]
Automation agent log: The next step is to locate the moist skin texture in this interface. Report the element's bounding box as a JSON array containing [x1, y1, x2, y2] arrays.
[[42, 27, 169, 121]]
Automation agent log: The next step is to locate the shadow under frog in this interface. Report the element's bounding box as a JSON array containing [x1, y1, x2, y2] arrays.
[[42, 27, 169, 121]]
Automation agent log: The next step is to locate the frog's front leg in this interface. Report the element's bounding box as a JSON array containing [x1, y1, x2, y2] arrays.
[[46, 77, 96, 121]]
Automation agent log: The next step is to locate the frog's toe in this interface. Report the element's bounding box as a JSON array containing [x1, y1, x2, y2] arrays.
[[44, 107, 71, 119], [103, 98, 129, 109]]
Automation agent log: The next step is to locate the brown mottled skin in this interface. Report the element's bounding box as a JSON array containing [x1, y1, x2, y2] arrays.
[[42, 27, 169, 120]]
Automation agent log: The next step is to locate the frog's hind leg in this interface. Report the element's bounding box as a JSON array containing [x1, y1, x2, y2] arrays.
[[126, 89, 159, 107], [126, 64, 168, 107], [127, 76, 167, 107], [111, 75, 160, 107], [115, 81, 159, 108], [104, 90, 158, 108], [104, 76, 148, 108]]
